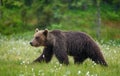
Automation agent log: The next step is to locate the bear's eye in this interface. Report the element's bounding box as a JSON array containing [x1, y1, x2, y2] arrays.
[[35, 37, 39, 40]]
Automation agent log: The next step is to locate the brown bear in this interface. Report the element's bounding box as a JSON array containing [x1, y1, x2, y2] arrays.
[[30, 28, 108, 66]]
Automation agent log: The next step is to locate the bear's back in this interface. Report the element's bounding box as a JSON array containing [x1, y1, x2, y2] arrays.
[[50, 30, 93, 47], [64, 31, 92, 43], [50, 30, 92, 42]]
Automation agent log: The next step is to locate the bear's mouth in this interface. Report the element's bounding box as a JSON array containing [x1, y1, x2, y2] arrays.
[[34, 45, 40, 47], [30, 41, 45, 47], [30, 43, 40, 47], [33, 43, 40, 47]]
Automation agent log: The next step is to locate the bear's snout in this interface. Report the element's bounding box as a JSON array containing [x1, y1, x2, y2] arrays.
[[30, 42, 33, 46]]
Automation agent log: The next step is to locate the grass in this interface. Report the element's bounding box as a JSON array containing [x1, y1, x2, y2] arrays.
[[0, 35, 120, 76]]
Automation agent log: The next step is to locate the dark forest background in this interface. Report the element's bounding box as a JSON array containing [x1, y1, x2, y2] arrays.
[[0, 0, 120, 40]]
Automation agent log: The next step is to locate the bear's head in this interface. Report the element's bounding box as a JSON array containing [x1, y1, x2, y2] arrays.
[[30, 28, 48, 47]]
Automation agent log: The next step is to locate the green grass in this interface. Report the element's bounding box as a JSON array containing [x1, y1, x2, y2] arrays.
[[0, 35, 120, 76]]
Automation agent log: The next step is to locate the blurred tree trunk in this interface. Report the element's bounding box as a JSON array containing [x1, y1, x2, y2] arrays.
[[81, 1, 87, 10], [96, 0, 101, 39], [43, 0, 51, 4], [24, 0, 33, 6], [21, 7, 27, 26], [68, 0, 72, 9], [0, 0, 3, 19]]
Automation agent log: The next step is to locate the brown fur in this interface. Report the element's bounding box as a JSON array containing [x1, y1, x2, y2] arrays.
[[30, 29, 108, 66]]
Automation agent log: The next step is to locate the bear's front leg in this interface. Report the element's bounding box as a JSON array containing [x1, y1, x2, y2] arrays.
[[33, 47, 53, 63], [53, 44, 69, 65]]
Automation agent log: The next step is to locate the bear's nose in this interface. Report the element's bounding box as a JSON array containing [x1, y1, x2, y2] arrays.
[[30, 42, 33, 46]]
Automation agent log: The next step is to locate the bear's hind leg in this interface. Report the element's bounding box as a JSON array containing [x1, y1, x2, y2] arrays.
[[74, 55, 87, 64]]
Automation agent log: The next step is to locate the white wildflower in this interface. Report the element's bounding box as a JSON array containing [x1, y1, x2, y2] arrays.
[[77, 70, 81, 75], [32, 68, 34, 72], [43, 55, 45, 58], [86, 71, 90, 76]]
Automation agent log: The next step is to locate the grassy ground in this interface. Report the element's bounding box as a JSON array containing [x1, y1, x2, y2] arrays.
[[0, 35, 120, 76]]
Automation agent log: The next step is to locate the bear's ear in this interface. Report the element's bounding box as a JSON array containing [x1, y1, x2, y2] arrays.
[[43, 29, 48, 37], [35, 28, 39, 32]]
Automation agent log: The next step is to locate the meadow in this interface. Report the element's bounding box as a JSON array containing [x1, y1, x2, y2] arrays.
[[0, 1, 120, 76], [0, 34, 120, 76]]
